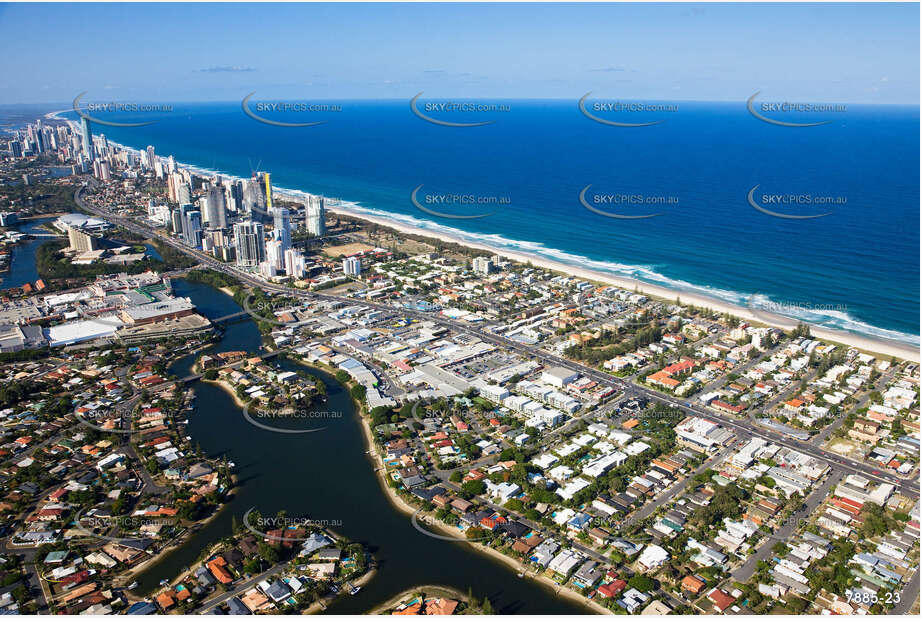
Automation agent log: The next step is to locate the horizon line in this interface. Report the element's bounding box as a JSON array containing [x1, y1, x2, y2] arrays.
[[2, 97, 920, 108]]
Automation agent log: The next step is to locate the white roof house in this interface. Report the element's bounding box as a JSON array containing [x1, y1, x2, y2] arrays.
[[637, 543, 670, 570], [547, 549, 583, 576]]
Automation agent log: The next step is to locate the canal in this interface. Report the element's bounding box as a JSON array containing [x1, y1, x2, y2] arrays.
[[0, 217, 56, 289], [135, 278, 585, 614], [0, 215, 162, 290]]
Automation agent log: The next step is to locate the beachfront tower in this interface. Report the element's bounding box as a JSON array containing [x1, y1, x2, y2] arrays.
[[272, 207, 292, 251], [204, 186, 228, 229], [306, 196, 327, 237], [234, 220, 266, 268], [264, 172, 273, 212], [80, 116, 94, 162]]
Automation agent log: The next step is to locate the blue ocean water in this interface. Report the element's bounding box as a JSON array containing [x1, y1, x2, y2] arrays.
[[60, 100, 918, 344]]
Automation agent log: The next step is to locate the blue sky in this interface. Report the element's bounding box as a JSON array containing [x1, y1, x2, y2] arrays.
[[0, 2, 917, 104]]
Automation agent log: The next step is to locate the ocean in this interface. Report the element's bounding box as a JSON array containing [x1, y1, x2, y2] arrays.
[[54, 99, 919, 345]]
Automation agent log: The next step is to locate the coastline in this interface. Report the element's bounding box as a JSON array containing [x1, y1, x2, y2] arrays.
[[364, 584, 473, 615], [340, 364, 609, 615], [203, 376, 248, 408], [326, 206, 919, 362], [121, 492, 234, 601], [134, 351, 374, 609], [301, 565, 378, 615], [51, 114, 918, 359], [118, 472, 239, 600]]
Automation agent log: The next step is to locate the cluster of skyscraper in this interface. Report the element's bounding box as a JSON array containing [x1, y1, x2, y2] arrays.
[[8, 117, 175, 183], [6, 118, 105, 178], [5, 119, 60, 159], [164, 168, 327, 280], [11, 116, 330, 282]]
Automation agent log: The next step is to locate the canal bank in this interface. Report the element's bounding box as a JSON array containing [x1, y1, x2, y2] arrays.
[[0, 213, 164, 291], [0, 217, 57, 289], [135, 278, 586, 614]]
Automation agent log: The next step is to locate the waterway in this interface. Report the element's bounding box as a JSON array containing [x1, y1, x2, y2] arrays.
[[0, 217, 56, 289], [0, 217, 163, 290], [134, 278, 585, 614]]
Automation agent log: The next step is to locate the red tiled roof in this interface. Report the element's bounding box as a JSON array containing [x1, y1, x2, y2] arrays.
[[708, 589, 734, 612]]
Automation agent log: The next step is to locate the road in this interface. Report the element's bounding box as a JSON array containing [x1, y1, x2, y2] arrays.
[[624, 446, 733, 526], [25, 563, 50, 614], [433, 476, 614, 565], [75, 185, 921, 611], [815, 366, 898, 445], [731, 469, 844, 583], [74, 185, 919, 502], [891, 569, 919, 615], [195, 564, 285, 614], [113, 393, 170, 496]]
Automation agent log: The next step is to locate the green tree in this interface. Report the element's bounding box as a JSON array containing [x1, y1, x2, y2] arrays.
[[627, 574, 657, 593]]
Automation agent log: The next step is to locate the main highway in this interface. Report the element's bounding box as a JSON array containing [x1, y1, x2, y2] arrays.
[[75, 186, 919, 502]]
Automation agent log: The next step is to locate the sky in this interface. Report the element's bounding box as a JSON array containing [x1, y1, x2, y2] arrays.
[[0, 2, 917, 105]]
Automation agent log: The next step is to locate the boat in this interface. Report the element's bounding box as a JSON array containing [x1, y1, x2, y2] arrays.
[[348, 583, 361, 595]]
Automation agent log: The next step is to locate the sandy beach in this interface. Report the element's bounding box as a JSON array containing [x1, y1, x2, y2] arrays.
[[50, 113, 915, 361], [204, 376, 248, 408], [365, 584, 472, 615], [301, 567, 378, 615], [346, 375, 609, 615], [322, 206, 918, 362]]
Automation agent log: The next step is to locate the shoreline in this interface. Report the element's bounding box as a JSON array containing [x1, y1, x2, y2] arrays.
[[327, 206, 919, 362], [303, 566, 378, 615], [119, 465, 238, 599], [136, 349, 374, 610], [364, 584, 472, 615], [121, 489, 236, 602], [336, 363, 609, 615], [51, 115, 918, 359], [203, 376, 249, 408]]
